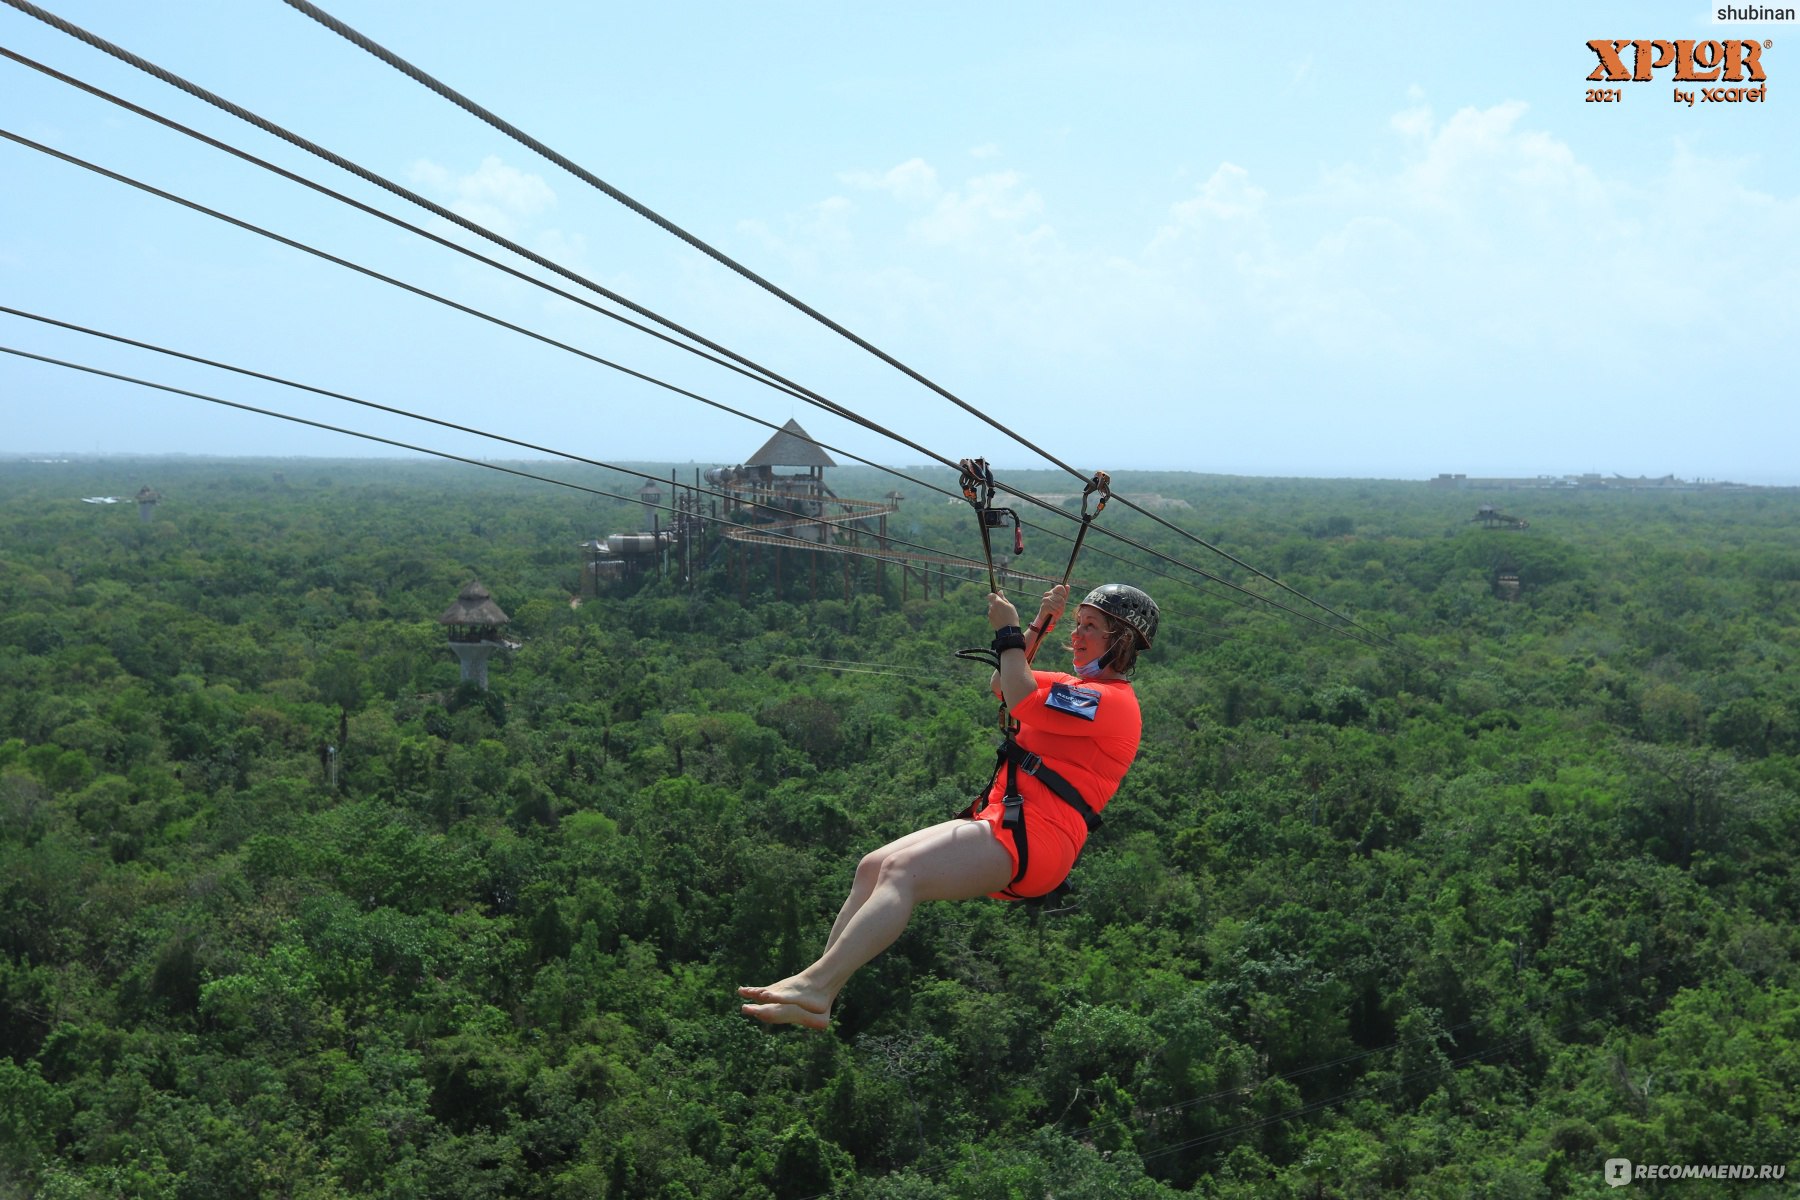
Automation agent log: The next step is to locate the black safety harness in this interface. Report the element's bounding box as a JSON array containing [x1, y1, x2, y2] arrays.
[[955, 461, 1113, 914], [977, 735, 1103, 904]]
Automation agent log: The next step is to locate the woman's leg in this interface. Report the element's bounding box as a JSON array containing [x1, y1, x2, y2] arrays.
[[738, 819, 1013, 1028], [819, 819, 973, 952]]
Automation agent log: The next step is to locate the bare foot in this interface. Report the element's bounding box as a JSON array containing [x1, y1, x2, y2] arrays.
[[736, 980, 829, 1014], [740, 1001, 830, 1029]]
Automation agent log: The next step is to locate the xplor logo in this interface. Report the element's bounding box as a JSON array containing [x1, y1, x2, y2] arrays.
[[1584, 38, 1772, 104], [1587, 38, 1769, 81]]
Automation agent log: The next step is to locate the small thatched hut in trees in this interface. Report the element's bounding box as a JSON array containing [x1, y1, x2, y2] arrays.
[[439, 580, 510, 689]]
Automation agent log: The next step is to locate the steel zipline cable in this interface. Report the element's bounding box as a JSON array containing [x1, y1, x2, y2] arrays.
[[0, 307, 992, 576], [0, 27, 1182, 619], [0, 47, 1079, 567], [0, 46, 883, 455], [0, 45, 1275, 632], [0, 126, 935, 505], [0, 2, 955, 479], [0, 126, 1387, 649], [274, 0, 1398, 652], [2, 300, 1300, 657], [3, 12, 1602, 1180], [1, 0, 1393, 652], [0, 340, 1006, 595], [0, 303, 1251, 643]]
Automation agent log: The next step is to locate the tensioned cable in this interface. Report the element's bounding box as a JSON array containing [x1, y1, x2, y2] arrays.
[[275, 0, 1396, 651], [0, 132, 1106, 611], [4, 0, 1390, 649], [0, 45, 874, 447], [15, 344, 1601, 1188], [0, 130, 1363, 645], [1, 344, 698, 514], [279, 0, 1075, 468], [0, 128, 959, 538], [0, 20, 1383, 649], [0, 339, 995, 598], [0, 305, 990, 572], [0, 47, 1200, 616], [0, 318, 1087, 605], [1060, 508, 1391, 651], [0, 48, 1189, 604], [2, 7, 1387, 652], [0, 3, 963, 481]]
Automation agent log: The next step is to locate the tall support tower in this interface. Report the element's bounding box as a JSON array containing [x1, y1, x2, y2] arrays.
[[439, 580, 510, 690]]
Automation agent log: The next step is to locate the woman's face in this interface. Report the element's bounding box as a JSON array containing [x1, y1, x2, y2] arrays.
[[1070, 605, 1114, 669]]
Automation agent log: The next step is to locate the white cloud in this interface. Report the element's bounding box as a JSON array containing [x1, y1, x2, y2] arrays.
[[1166, 162, 1267, 223], [727, 100, 1797, 439], [840, 158, 941, 205], [1389, 105, 1433, 141], [808, 195, 857, 247], [408, 155, 558, 242], [912, 170, 1051, 251], [455, 156, 556, 216], [1135, 100, 1717, 362]]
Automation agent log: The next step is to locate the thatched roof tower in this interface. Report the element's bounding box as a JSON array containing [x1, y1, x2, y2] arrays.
[[440, 581, 509, 690], [438, 580, 510, 629], [746, 419, 835, 470]]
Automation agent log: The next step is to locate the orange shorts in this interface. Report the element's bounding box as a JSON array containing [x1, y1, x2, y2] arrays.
[[970, 795, 1085, 900]]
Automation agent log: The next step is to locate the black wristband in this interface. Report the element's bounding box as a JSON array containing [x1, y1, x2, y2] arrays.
[[992, 625, 1026, 653]]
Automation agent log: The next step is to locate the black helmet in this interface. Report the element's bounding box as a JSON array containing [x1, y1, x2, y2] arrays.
[[1079, 584, 1158, 648]]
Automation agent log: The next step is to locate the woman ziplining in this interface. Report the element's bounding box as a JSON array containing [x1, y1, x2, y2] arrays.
[[737, 580, 1158, 1029]]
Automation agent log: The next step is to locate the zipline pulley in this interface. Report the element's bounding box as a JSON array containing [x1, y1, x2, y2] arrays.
[[958, 456, 1021, 593]]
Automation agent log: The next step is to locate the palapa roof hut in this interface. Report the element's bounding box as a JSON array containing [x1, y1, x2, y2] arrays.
[[745, 418, 836, 474], [741, 419, 837, 511], [439, 580, 510, 642]]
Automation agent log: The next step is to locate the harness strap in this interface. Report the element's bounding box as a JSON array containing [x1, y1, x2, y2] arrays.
[[974, 737, 1103, 899], [997, 739, 1102, 831]]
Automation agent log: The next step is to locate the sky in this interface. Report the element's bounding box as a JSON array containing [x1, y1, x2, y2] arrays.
[[2, 1, 1796, 483]]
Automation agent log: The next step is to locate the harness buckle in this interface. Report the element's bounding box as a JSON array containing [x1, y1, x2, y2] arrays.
[[1001, 791, 1025, 828], [1016, 749, 1044, 776]]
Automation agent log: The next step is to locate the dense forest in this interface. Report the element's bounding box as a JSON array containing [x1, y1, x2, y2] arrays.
[[3, 456, 1799, 1198]]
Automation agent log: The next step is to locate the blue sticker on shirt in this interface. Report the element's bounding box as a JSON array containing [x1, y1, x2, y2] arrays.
[[1045, 682, 1101, 721]]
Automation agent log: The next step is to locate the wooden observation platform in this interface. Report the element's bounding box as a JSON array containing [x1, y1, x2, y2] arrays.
[[709, 419, 1059, 601]]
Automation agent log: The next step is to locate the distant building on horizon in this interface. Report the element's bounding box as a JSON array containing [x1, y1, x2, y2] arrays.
[[1429, 472, 1759, 492]]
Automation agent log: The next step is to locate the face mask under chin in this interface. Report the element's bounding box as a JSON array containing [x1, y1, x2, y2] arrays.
[[1074, 648, 1114, 678]]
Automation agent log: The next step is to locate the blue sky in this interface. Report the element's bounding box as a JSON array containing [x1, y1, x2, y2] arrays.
[[3, 1, 1796, 482]]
